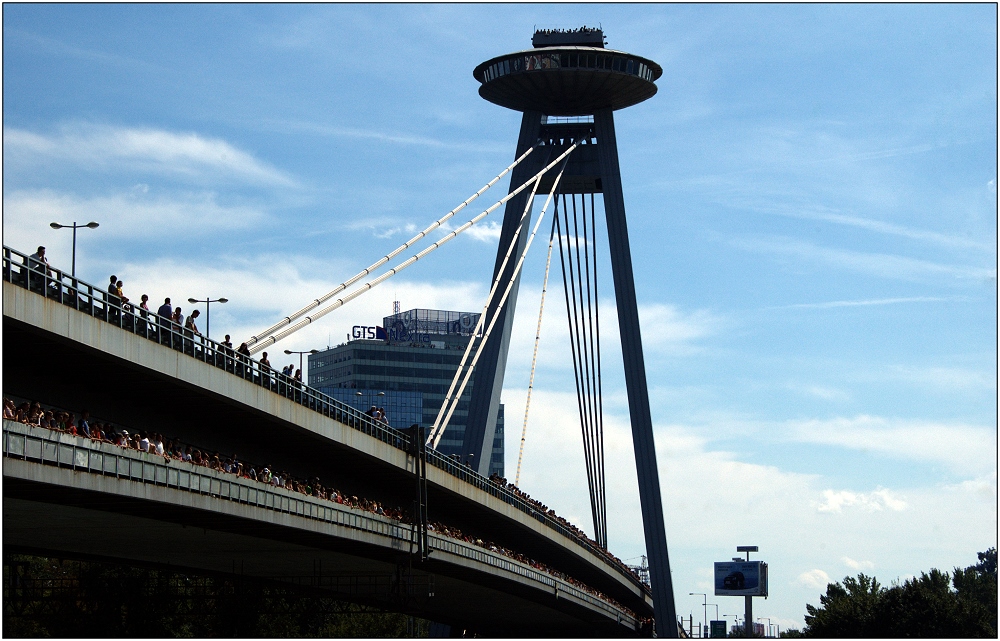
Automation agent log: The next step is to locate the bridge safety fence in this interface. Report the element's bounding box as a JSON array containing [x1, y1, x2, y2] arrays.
[[2, 245, 646, 595], [1, 419, 638, 629]]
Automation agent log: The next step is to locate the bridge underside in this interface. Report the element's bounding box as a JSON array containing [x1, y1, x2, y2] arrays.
[[3, 471, 632, 637]]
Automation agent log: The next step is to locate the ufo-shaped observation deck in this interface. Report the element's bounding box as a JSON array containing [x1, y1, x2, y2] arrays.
[[474, 46, 662, 116]]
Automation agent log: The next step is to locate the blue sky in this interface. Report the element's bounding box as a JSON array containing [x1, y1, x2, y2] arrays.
[[4, 4, 996, 631]]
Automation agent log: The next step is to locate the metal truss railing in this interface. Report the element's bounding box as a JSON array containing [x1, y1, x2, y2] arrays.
[[2, 244, 647, 596], [1, 420, 637, 629]]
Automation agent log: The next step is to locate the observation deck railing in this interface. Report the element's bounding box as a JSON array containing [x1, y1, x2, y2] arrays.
[[2, 245, 648, 596], [1, 419, 637, 629]]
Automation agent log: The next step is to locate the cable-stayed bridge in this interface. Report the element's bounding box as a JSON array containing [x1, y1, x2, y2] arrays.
[[3, 27, 678, 636]]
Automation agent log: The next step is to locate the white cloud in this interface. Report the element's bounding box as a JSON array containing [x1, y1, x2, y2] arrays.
[[816, 488, 908, 513], [463, 220, 503, 243], [638, 303, 720, 349], [787, 415, 996, 475], [842, 556, 875, 571], [4, 124, 296, 186], [795, 569, 831, 590]]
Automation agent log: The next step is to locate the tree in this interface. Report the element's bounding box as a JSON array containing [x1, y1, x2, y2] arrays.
[[803, 574, 884, 637], [802, 550, 998, 638]]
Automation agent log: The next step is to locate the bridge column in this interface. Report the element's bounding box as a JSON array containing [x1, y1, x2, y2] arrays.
[[594, 108, 678, 638]]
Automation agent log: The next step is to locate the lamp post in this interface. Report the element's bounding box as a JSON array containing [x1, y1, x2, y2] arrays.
[[758, 617, 772, 638], [690, 593, 707, 637], [49, 221, 99, 278], [284, 349, 319, 375], [724, 615, 739, 637], [709, 603, 720, 635], [187, 296, 228, 339]]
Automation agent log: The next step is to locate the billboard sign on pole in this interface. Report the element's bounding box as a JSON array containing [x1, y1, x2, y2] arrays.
[[714, 561, 768, 597]]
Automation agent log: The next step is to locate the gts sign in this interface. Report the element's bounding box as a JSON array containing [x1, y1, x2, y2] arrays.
[[352, 325, 387, 340]]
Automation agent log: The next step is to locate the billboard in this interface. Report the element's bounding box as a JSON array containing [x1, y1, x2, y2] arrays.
[[714, 561, 768, 597]]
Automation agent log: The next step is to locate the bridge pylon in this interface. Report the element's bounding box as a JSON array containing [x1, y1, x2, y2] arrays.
[[463, 27, 678, 637]]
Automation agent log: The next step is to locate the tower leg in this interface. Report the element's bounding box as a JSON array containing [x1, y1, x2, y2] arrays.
[[594, 108, 678, 637], [462, 110, 542, 476]]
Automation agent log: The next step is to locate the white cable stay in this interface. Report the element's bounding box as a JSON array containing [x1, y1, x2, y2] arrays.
[[515, 216, 557, 487], [424, 159, 547, 447], [427, 153, 573, 449], [248, 144, 579, 355], [245, 145, 537, 348]]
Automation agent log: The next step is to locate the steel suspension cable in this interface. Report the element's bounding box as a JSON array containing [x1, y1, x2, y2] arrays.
[[428, 158, 572, 449], [249, 144, 579, 355], [572, 193, 601, 545], [580, 194, 608, 548], [245, 145, 537, 349], [556, 194, 600, 544], [579, 193, 606, 547], [590, 192, 607, 548], [514, 214, 558, 487]]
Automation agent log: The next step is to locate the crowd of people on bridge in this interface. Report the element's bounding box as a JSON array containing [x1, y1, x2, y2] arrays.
[[4, 395, 643, 621], [488, 472, 646, 586]]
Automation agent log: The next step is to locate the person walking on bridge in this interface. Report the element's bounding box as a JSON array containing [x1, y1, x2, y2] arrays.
[[157, 298, 173, 345]]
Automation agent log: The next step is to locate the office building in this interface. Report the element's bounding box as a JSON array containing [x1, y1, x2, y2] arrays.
[[308, 308, 504, 476]]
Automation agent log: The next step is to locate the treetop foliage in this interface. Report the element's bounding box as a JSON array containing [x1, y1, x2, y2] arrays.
[[802, 548, 997, 638]]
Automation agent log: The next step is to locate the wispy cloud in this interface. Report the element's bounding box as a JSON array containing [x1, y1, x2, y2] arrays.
[[757, 205, 994, 251], [3, 189, 268, 245], [776, 296, 969, 309], [6, 28, 165, 73], [732, 235, 995, 282], [255, 118, 506, 154], [638, 303, 720, 348], [787, 415, 996, 475], [842, 556, 876, 571], [4, 124, 296, 187], [886, 365, 997, 391], [795, 569, 832, 590], [463, 220, 502, 243], [816, 488, 908, 513]]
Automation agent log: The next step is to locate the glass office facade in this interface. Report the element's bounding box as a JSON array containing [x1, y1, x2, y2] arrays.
[[309, 309, 504, 477]]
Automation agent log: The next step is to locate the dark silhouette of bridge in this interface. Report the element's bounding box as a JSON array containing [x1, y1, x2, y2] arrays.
[[3, 245, 652, 636]]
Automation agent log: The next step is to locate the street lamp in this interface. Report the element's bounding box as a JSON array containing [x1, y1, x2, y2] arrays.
[[758, 617, 772, 638], [187, 296, 228, 339], [284, 349, 319, 375], [709, 603, 720, 623], [690, 593, 707, 637], [49, 221, 99, 278]]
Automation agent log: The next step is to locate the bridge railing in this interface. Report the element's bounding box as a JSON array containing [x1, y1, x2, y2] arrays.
[[2, 245, 647, 596], [1, 419, 638, 629], [1, 245, 408, 449]]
